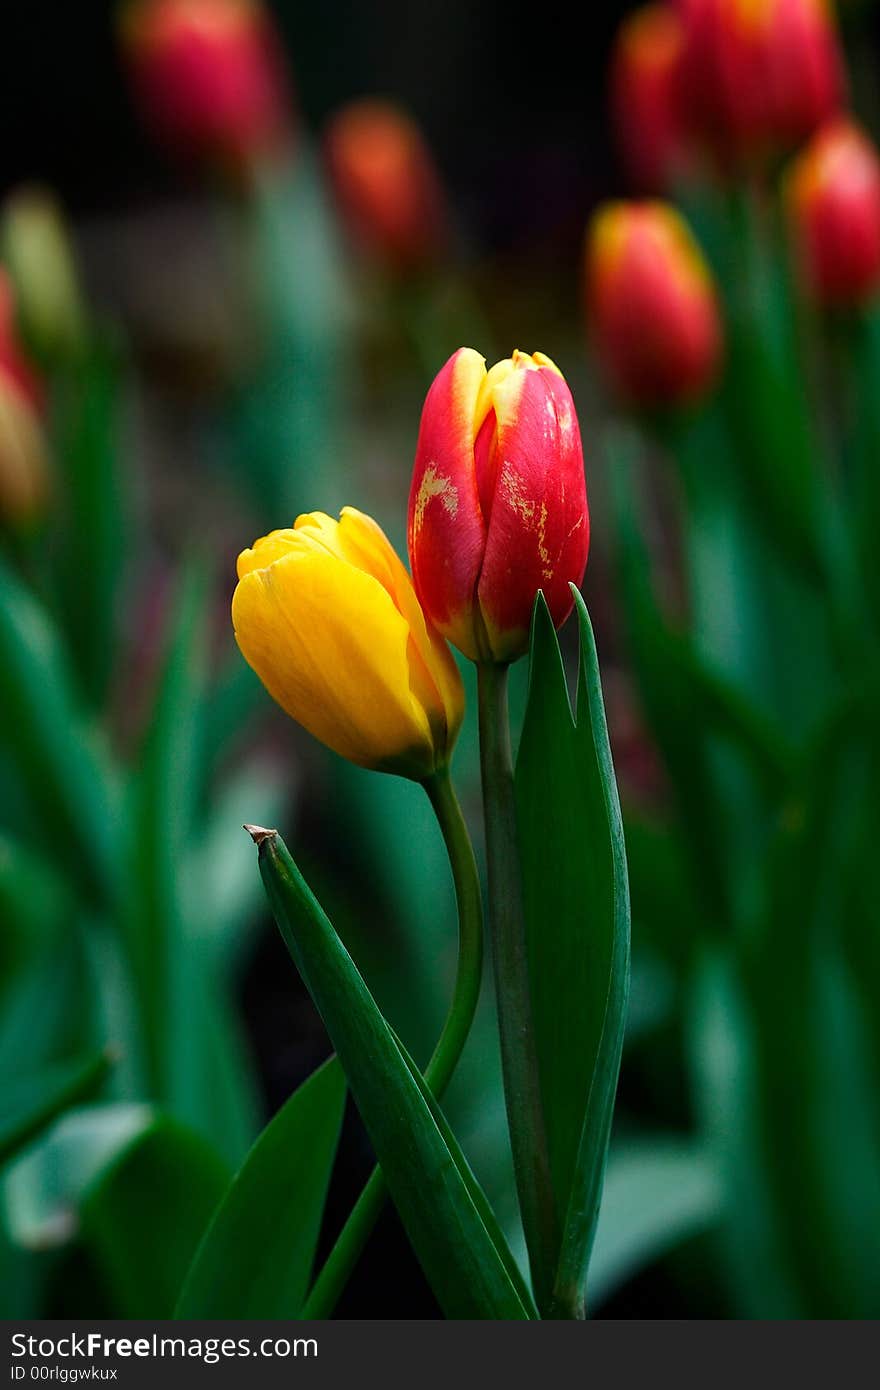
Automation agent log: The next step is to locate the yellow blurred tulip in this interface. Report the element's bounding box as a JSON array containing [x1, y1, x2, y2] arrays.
[[232, 507, 464, 779], [0, 372, 50, 526]]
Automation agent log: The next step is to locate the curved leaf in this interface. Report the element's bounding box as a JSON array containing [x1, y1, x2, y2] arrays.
[[253, 827, 531, 1320], [176, 1057, 345, 1318], [80, 1116, 230, 1317]]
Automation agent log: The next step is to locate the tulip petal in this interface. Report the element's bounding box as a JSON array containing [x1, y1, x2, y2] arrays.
[[335, 508, 464, 752], [478, 363, 589, 662], [408, 348, 488, 661], [232, 548, 437, 776]]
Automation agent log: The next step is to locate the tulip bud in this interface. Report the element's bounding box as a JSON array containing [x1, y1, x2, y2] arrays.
[[610, 4, 693, 192], [786, 118, 880, 306], [675, 0, 844, 165], [0, 272, 50, 526], [232, 507, 463, 779], [1, 187, 86, 366], [408, 349, 589, 664], [120, 0, 291, 169], [324, 100, 446, 270], [586, 201, 723, 409]]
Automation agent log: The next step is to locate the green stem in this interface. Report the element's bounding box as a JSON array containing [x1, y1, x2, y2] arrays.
[[476, 661, 558, 1316], [302, 765, 483, 1319]]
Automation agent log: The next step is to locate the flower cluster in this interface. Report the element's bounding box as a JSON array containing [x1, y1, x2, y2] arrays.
[[232, 351, 589, 774]]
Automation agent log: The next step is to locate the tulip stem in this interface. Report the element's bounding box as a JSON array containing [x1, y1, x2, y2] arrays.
[[302, 766, 483, 1319], [476, 660, 559, 1317]]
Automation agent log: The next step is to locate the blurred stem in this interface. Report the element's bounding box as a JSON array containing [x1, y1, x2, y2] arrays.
[[477, 661, 559, 1316], [302, 765, 482, 1319], [393, 273, 496, 387]]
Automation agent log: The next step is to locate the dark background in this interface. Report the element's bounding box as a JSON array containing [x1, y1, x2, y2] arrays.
[[0, 1, 626, 247]]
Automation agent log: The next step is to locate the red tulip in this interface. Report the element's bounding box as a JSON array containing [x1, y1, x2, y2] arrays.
[[610, 4, 693, 191], [586, 201, 723, 408], [675, 0, 844, 165], [324, 100, 446, 270], [787, 118, 880, 305], [408, 349, 589, 663], [0, 271, 49, 524], [120, 0, 291, 168], [0, 272, 44, 413]]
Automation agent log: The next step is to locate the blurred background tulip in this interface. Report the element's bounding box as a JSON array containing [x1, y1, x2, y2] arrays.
[[0, 188, 86, 368], [586, 201, 723, 408], [675, 0, 846, 167], [119, 0, 293, 172], [0, 269, 50, 526], [324, 99, 447, 272], [786, 116, 880, 303], [611, 4, 695, 192]]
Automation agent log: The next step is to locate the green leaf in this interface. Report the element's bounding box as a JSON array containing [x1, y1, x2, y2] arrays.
[[0, 832, 72, 979], [741, 709, 880, 1318], [126, 564, 207, 1098], [50, 341, 127, 709], [176, 1057, 345, 1318], [0, 1051, 113, 1169], [0, 559, 119, 907], [4, 1103, 153, 1251], [588, 1139, 723, 1308], [607, 433, 794, 928], [687, 950, 803, 1319], [849, 305, 880, 624], [80, 1116, 230, 1317], [391, 1028, 539, 1318], [126, 565, 258, 1160], [0, 837, 95, 1077], [253, 827, 532, 1320], [514, 591, 630, 1316]]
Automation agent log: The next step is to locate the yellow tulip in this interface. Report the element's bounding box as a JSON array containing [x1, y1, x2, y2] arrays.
[[232, 507, 464, 779]]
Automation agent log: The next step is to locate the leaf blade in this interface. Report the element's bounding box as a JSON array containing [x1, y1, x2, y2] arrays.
[[177, 1057, 345, 1318], [80, 1117, 230, 1318], [255, 829, 532, 1320], [515, 592, 631, 1316]]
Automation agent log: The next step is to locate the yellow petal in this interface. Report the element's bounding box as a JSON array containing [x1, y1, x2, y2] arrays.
[[232, 545, 438, 776], [236, 528, 300, 579], [335, 508, 464, 751]]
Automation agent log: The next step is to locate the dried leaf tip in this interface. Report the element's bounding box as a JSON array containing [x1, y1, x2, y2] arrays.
[[244, 823, 278, 846]]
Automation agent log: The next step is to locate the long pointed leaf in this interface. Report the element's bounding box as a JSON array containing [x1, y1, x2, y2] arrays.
[[515, 591, 630, 1317], [176, 1057, 345, 1318], [253, 827, 532, 1320], [0, 559, 118, 907], [391, 1028, 538, 1318], [128, 565, 258, 1160]]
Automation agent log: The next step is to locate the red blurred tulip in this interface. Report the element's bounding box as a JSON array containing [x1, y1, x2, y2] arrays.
[[610, 3, 693, 191], [675, 0, 845, 165], [408, 349, 589, 663], [586, 201, 723, 408], [120, 0, 291, 168], [0, 274, 44, 412], [324, 100, 447, 270], [787, 118, 880, 305], [0, 271, 49, 525]]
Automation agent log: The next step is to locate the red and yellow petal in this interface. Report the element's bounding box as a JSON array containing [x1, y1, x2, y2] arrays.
[[407, 347, 488, 660]]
